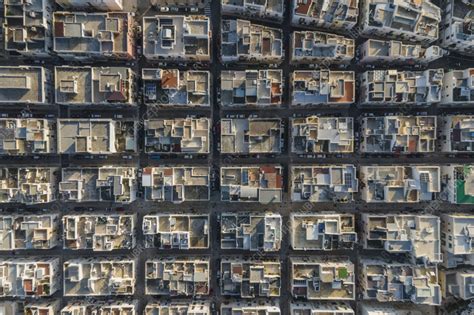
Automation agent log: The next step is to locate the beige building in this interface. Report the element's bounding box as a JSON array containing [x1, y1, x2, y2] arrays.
[[222, 0, 284, 20], [359, 303, 436, 315], [222, 301, 280, 315], [143, 213, 209, 249], [0, 119, 55, 155], [439, 268, 474, 300], [0, 66, 51, 104], [63, 258, 135, 296], [56, 0, 123, 10], [61, 301, 137, 315], [145, 301, 211, 315], [145, 257, 210, 296], [290, 302, 354, 315], [291, 116, 354, 153], [292, 0, 359, 30]]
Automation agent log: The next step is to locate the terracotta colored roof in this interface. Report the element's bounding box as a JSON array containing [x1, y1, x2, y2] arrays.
[[162, 70, 179, 89]]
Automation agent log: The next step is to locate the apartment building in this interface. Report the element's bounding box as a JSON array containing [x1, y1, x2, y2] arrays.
[[0, 66, 51, 104], [359, 39, 443, 64], [25, 300, 60, 315], [222, 0, 284, 20], [291, 71, 355, 106], [291, 30, 354, 64], [221, 70, 283, 107], [360, 0, 441, 44], [142, 68, 210, 107], [359, 303, 436, 315], [0, 167, 57, 204], [142, 213, 209, 249], [63, 258, 135, 296], [360, 116, 437, 153], [143, 15, 210, 61], [145, 301, 211, 315], [144, 118, 209, 154], [63, 214, 136, 251], [59, 167, 137, 203], [0, 214, 58, 250], [292, 0, 359, 30], [290, 302, 354, 315], [290, 213, 357, 251], [220, 165, 283, 203], [361, 214, 442, 264], [56, 0, 123, 10], [291, 165, 358, 202], [290, 257, 355, 300], [291, 116, 354, 153], [441, 214, 474, 268], [440, 0, 474, 56], [359, 69, 444, 105], [55, 66, 135, 105], [221, 19, 283, 63], [221, 118, 283, 154], [221, 257, 281, 298], [439, 268, 474, 300], [61, 301, 137, 315], [142, 166, 210, 202], [221, 301, 280, 315], [0, 119, 55, 155], [440, 115, 474, 152], [3, 0, 52, 57], [145, 257, 210, 296], [0, 258, 60, 297], [220, 212, 282, 251], [442, 165, 474, 204], [442, 69, 474, 105], [53, 12, 134, 60], [360, 165, 441, 202], [57, 119, 137, 154], [151, 0, 209, 8], [360, 259, 441, 305]]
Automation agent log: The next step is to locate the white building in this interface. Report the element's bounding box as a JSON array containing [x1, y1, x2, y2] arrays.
[[441, 214, 474, 268], [440, 0, 474, 56]]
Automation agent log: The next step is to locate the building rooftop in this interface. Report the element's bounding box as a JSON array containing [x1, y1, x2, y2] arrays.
[[440, 268, 474, 300], [358, 302, 436, 315], [63, 214, 135, 251], [290, 302, 354, 315], [361, 213, 441, 264], [221, 70, 283, 107], [361, 0, 441, 43], [291, 70, 355, 105], [0, 66, 50, 104], [290, 213, 356, 250], [441, 115, 474, 152], [291, 165, 358, 202], [359, 69, 444, 105], [0, 167, 57, 204], [0, 214, 58, 250], [145, 257, 210, 296], [3, 0, 51, 56], [57, 119, 136, 154], [292, 0, 359, 29], [221, 301, 281, 315], [53, 12, 134, 59], [291, 116, 354, 153], [359, 39, 443, 63], [220, 212, 282, 251], [220, 165, 283, 203], [361, 116, 436, 153], [291, 30, 354, 63], [63, 258, 135, 296], [145, 301, 210, 315], [0, 258, 60, 297], [142, 213, 209, 249], [0, 119, 55, 155], [440, 0, 474, 55], [221, 118, 282, 154], [61, 301, 137, 315], [59, 167, 137, 203], [222, 0, 284, 20], [290, 256, 355, 300], [441, 213, 474, 268], [220, 257, 281, 298], [145, 118, 209, 154], [221, 19, 283, 62], [442, 69, 474, 104], [360, 259, 441, 305], [360, 165, 440, 202], [142, 166, 210, 203], [142, 68, 210, 107], [55, 66, 135, 105], [143, 15, 210, 61]]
